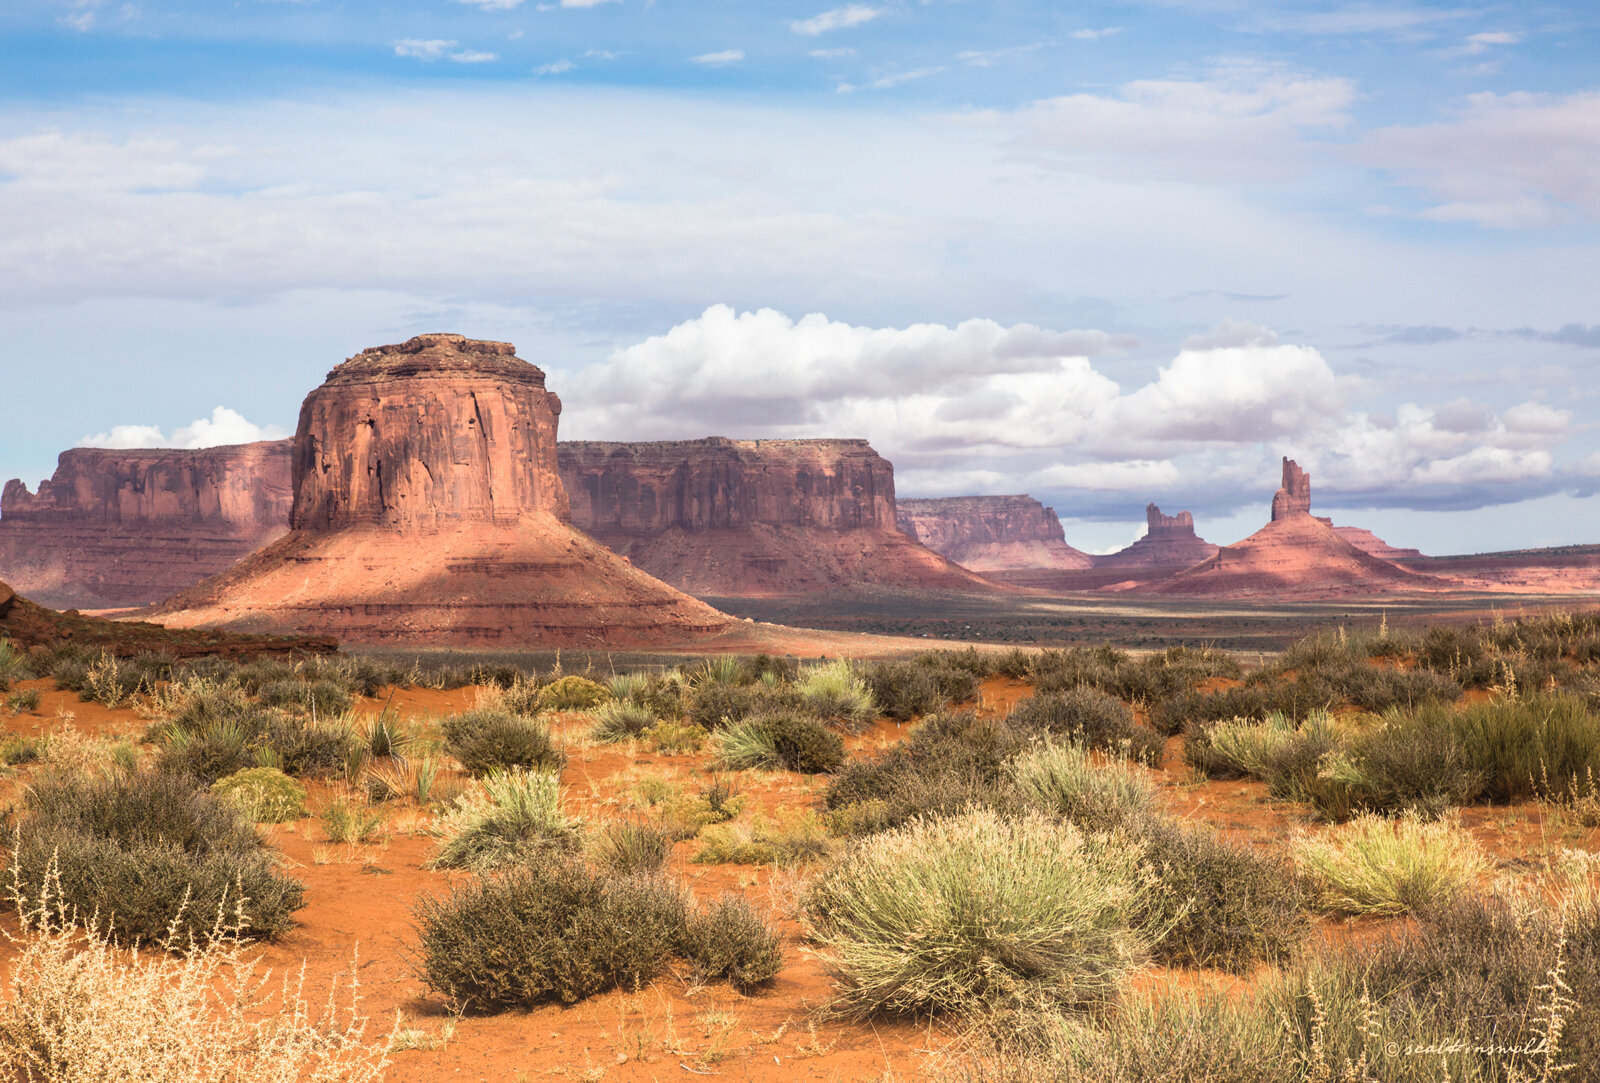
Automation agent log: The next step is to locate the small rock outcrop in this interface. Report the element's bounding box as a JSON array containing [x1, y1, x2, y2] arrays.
[[559, 439, 994, 596], [895, 495, 1093, 571], [0, 442, 293, 609], [155, 335, 736, 646], [1095, 504, 1220, 569]]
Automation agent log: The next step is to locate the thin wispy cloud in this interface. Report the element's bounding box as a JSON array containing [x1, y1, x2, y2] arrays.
[[561, 0, 624, 7], [455, 0, 525, 9], [1450, 31, 1521, 56], [450, 50, 499, 64], [958, 42, 1046, 68], [394, 40, 498, 63], [790, 5, 881, 36], [537, 58, 576, 75], [839, 65, 945, 93], [1070, 27, 1121, 42], [691, 49, 744, 66], [809, 47, 857, 59]]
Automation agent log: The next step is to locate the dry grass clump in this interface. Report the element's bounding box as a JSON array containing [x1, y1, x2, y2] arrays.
[[711, 712, 845, 773], [804, 808, 1155, 1022], [682, 894, 783, 991], [439, 707, 564, 778], [1292, 813, 1488, 916], [0, 867, 391, 1083], [588, 700, 658, 743], [210, 767, 308, 823], [535, 675, 610, 712], [1006, 689, 1162, 764], [428, 768, 580, 870], [692, 811, 832, 867], [1007, 742, 1158, 834], [588, 819, 672, 875], [794, 660, 878, 733]]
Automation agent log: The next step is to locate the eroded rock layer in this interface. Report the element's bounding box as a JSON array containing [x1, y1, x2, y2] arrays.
[[0, 442, 293, 609], [895, 495, 1093, 571], [559, 439, 995, 596], [155, 336, 735, 646], [1095, 504, 1220, 569]]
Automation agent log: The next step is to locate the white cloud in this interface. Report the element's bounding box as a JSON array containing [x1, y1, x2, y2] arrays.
[[1450, 31, 1520, 56], [1069, 27, 1120, 42], [790, 5, 880, 36], [691, 49, 744, 66], [394, 39, 457, 61], [455, 0, 525, 9], [1359, 91, 1600, 228], [537, 58, 576, 75], [78, 407, 288, 450], [561, 0, 623, 6], [841, 65, 945, 93], [982, 60, 1354, 184], [808, 47, 856, 59], [957, 42, 1045, 68], [450, 50, 499, 63], [560, 307, 1574, 515]]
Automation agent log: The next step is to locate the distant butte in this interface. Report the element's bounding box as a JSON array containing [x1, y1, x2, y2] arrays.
[[0, 441, 293, 609], [153, 335, 737, 646], [895, 495, 1093, 572], [1095, 504, 1220, 570], [560, 438, 996, 597], [1131, 457, 1441, 598]]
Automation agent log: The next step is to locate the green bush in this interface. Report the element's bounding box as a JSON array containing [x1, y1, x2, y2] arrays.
[[682, 895, 783, 991], [686, 681, 769, 731], [9, 769, 305, 944], [413, 863, 690, 1011], [1449, 693, 1600, 802], [588, 701, 658, 743], [429, 769, 580, 870], [1293, 814, 1488, 916], [713, 713, 844, 774], [1007, 689, 1162, 764], [861, 661, 963, 722], [441, 708, 565, 777], [804, 808, 1154, 1021], [536, 675, 610, 712], [794, 661, 878, 733], [210, 767, 308, 823]]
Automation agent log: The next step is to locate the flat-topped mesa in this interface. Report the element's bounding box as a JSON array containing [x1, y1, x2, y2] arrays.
[[558, 438, 995, 597], [561, 438, 896, 534], [0, 442, 293, 609], [293, 334, 567, 532], [1270, 457, 1313, 521], [895, 495, 1094, 571]]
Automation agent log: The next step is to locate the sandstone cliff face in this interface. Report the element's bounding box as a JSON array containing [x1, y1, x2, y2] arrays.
[[0, 442, 293, 609], [294, 335, 568, 531], [1335, 526, 1423, 561], [1095, 503, 1220, 569], [1270, 458, 1312, 522], [895, 495, 1094, 571], [559, 439, 995, 597], [155, 335, 734, 647]]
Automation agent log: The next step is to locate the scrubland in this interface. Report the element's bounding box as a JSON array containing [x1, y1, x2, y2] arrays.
[[1, 611, 1599, 1081]]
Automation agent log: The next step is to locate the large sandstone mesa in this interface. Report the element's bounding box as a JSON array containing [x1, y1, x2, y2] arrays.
[[1095, 504, 1220, 570], [559, 439, 996, 596], [155, 335, 735, 646], [895, 495, 1094, 571], [1131, 458, 1443, 598], [0, 442, 293, 609]]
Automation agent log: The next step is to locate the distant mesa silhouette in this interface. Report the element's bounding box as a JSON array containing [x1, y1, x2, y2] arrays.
[[1095, 503, 1221, 570], [894, 494, 1093, 572]]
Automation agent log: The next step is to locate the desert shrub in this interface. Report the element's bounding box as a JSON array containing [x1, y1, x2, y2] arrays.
[[536, 675, 610, 712], [805, 808, 1154, 1021], [441, 707, 564, 777], [9, 769, 304, 944], [863, 658, 980, 722], [0, 638, 32, 690], [1449, 693, 1600, 802], [413, 863, 689, 1011], [258, 678, 352, 717], [824, 711, 1022, 833], [682, 895, 783, 991], [588, 701, 657, 743], [790, 655, 876, 729], [650, 777, 747, 841], [606, 671, 651, 702], [0, 735, 41, 765], [1326, 709, 1486, 818], [692, 812, 832, 866], [5, 688, 41, 715], [1007, 742, 1159, 834], [1139, 821, 1309, 973], [1293, 813, 1488, 916], [712, 713, 843, 774], [157, 713, 353, 784], [0, 871, 389, 1083], [1182, 712, 1301, 780], [1416, 624, 1497, 687], [645, 720, 707, 755], [1335, 664, 1461, 713], [686, 680, 770, 731], [210, 767, 308, 823], [589, 819, 671, 874], [320, 798, 387, 844], [1007, 689, 1162, 764], [429, 769, 580, 870], [361, 715, 411, 762]]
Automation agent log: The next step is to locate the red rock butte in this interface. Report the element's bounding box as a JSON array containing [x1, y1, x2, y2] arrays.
[[559, 438, 996, 597], [153, 335, 737, 646], [1133, 457, 1441, 598], [895, 495, 1093, 572], [0, 441, 293, 609], [1095, 503, 1220, 569]]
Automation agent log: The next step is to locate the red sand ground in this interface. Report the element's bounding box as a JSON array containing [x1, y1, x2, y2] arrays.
[[2, 675, 1595, 1082]]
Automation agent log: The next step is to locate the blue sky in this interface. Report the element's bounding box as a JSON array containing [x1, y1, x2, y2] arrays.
[[1, 0, 1597, 555]]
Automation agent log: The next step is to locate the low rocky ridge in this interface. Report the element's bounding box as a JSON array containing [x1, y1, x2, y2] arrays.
[[154, 335, 737, 646], [560, 438, 995, 597], [0, 442, 293, 609], [895, 495, 1094, 572]]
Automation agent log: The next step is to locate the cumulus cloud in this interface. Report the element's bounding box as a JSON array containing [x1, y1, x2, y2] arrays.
[[982, 60, 1354, 183], [561, 307, 1578, 518], [790, 5, 880, 36], [78, 407, 288, 450], [1359, 91, 1600, 227]]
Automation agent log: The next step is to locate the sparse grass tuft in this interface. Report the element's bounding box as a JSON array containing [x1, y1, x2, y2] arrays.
[[428, 769, 580, 871], [589, 819, 672, 875], [1293, 813, 1489, 916], [795, 660, 877, 733], [588, 701, 657, 743]]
